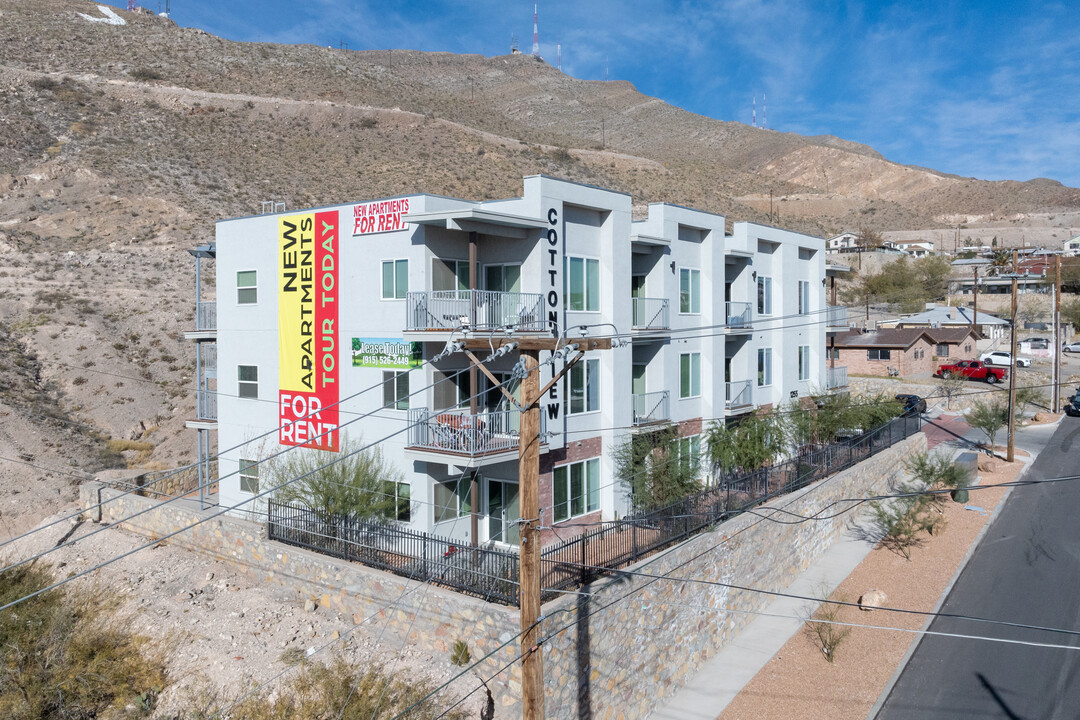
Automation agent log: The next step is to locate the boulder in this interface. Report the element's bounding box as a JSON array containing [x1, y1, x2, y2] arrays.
[[1033, 411, 1059, 424], [977, 454, 997, 472], [858, 589, 887, 611]]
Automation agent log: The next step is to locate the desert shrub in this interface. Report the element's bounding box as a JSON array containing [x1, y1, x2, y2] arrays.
[[907, 450, 970, 507], [868, 487, 943, 560], [805, 592, 852, 663], [968, 399, 1009, 451], [130, 68, 162, 81], [613, 425, 701, 511], [706, 411, 784, 476], [0, 564, 167, 719]]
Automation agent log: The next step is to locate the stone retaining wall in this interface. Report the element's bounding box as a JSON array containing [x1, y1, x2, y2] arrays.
[[80, 432, 925, 718]]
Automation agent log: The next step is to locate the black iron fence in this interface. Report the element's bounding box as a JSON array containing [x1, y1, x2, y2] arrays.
[[268, 413, 922, 607]]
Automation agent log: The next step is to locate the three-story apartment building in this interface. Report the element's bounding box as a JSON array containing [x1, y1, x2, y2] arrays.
[[198, 175, 832, 546]]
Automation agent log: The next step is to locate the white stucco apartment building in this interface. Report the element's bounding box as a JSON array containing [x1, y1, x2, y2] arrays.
[[191, 176, 842, 546]]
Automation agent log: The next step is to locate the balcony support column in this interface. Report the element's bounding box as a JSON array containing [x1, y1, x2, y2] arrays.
[[469, 233, 479, 548]]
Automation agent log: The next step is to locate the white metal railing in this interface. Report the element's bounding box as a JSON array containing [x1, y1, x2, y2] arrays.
[[632, 298, 669, 331], [725, 379, 753, 409], [827, 305, 848, 329], [405, 290, 546, 332], [726, 302, 752, 329], [196, 301, 216, 331], [406, 407, 545, 456], [196, 389, 217, 421], [632, 390, 670, 426], [827, 365, 848, 389]]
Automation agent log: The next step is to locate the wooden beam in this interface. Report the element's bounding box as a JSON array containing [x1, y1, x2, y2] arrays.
[[518, 349, 543, 720], [462, 336, 612, 351], [463, 349, 520, 409]]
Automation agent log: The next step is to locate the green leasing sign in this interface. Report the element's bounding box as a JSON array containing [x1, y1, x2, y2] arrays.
[[351, 338, 422, 369]]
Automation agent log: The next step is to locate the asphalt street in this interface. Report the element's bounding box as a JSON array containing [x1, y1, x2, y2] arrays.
[[876, 416, 1080, 719]]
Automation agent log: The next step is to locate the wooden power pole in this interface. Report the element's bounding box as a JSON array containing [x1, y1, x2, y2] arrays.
[[1054, 256, 1063, 413], [972, 266, 979, 334], [462, 335, 610, 720], [1007, 250, 1018, 463]]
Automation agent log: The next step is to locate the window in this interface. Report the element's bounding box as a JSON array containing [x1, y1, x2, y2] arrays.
[[680, 268, 701, 313], [680, 352, 701, 398], [569, 358, 600, 414], [433, 479, 470, 522], [830, 347, 840, 359], [553, 458, 600, 522], [798, 345, 811, 381], [238, 365, 258, 398], [382, 370, 409, 410], [381, 259, 408, 299], [239, 458, 259, 493], [936, 343, 949, 356], [757, 276, 773, 315], [757, 348, 772, 387], [676, 435, 701, 474], [485, 264, 521, 293], [868, 349, 891, 361], [382, 480, 411, 522], [964, 343, 972, 353], [566, 256, 600, 311], [798, 280, 810, 315], [237, 270, 257, 304]]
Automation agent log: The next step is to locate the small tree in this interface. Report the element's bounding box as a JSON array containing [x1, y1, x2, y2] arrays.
[[856, 225, 884, 251], [907, 451, 970, 508], [936, 372, 966, 410], [967, 400, 1009, 453], [705, 411, 784, 478], [613, 425, 701, 511], [270, 434, 404, 521], [1014, 384, 1046, 419]]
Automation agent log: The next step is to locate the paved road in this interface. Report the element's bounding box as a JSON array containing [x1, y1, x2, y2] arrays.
[[877, 416, 1080, 719]]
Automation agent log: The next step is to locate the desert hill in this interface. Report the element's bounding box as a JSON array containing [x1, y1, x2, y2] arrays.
[[1, 0, 1078, 531]]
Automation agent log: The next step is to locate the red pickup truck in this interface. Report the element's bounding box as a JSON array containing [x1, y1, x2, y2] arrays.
[[938, 360, 1008, 384]]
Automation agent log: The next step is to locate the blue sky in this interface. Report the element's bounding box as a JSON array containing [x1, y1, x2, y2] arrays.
[[107, 0, 1080, 187]]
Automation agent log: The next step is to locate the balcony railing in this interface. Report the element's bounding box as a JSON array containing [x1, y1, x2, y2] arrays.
[[405, 290, 546, 332], [725, 302, 752, 329], [632, 390, 670, 426], [631, 298, 669, 331], [196, 389, 217, 421], [827, 365, 848, 390], [827, 305, 848, 330], [195, 301, 216, 332], [406, 407, 544, 457], [725, 379, 753, 409]]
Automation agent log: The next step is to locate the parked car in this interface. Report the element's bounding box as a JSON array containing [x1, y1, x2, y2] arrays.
[[1065, 396, 1080, 417], [896, 394, 926, 415], [937, 360, 1009, 384], [1022, 337, 1050, 349], [1063, 341, 1080, 353], [980, 351, 1032, 368]]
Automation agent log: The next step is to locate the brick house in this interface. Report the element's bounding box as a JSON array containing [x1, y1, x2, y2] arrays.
[[923, 327, 980, 365], [831, 328, 938, 378]]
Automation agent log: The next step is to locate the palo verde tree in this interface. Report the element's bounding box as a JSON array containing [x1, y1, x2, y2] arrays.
[[967, 399, 1009, 453], [705, 411, 785, 478], [613, 424, 702, 511]]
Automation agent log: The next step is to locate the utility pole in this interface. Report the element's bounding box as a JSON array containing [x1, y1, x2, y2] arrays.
[[1054, 256, 1063, 412], [972, 266, 979, 335], [461, 335, 611, 720], [1007, 249, 1018, 463]]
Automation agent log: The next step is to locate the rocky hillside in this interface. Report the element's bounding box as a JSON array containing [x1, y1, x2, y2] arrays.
[[1, 0, 1079, 529]]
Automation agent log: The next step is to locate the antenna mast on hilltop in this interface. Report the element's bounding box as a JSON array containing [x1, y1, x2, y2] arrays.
[[752, 96, 757, 127], [763, 92, 767, 129], [557, 43, 562, 71], [127, 0, 136, 10], [532, 1, 540, 56]]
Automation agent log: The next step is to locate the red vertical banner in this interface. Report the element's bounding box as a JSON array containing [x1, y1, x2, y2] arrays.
[[313, 210, 339, 450]]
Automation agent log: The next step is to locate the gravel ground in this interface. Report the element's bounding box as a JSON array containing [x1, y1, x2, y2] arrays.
[[717, 454, 1024, 720], [1, 506, 483, 718]]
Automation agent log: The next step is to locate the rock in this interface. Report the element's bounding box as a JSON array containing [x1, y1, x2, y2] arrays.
[[858, 589, 887, 611], [303, 598, 317, 612], [977, 454, 997, 471], [1033, 411, 1058, 424]]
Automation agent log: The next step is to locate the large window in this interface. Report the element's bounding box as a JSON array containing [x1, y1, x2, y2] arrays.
[[566, 256, 600, 312], [433, 479, 470, 522], [382, 370, 410, 410], [799, 345, 811, 381], [757, 348, 772, 387], [553, 458, 600, 522], [798, 280, 810, 316], [381, 259, 408, 299], [680, 268, 701, 314], [868, 349, 891, 361], [935, 343, 949, 356], [382, 480, 411, 522], [680, 352, 701, 399], [238, 365, 258, 398], [569, 358, 600, 414], [239, 458, 259, 494], [676, 435, 701, 474], [757, 276, 773, 316], [237, 270, 257, 304]]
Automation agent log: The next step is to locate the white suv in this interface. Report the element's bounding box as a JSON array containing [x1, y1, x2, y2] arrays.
[[980, 351, 1032, 367]]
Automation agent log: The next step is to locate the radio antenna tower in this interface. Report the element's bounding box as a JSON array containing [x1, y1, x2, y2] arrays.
[[557, 43, 562, 71], [127, 0, 136, 10], [532, 1, 540, 56], [763, 92, 767, 129], [752, 96, 757, 127]]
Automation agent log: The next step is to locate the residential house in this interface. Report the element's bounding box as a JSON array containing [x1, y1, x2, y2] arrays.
[[880, 303, 1008, 341], [830, 328, 936, 377]]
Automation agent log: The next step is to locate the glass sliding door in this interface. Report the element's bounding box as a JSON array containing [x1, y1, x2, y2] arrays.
[[487, 479, 520, 545]]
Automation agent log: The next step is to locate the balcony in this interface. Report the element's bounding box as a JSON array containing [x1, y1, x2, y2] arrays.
[[196, 389, 217, 421], [725, 379, 753, 412], [632, 390, 670, 426], [827, 305, 848, 331], [405, 290, 545, 333], [725, 302, 752, 332], [827, 365, 848, 390], [406, 407, 545, 466], [185, 301, 217, 341], [631, 298, 670, 333]]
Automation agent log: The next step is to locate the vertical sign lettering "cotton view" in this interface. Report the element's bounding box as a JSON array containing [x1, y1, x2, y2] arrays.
[[278, 212, 339, 451]]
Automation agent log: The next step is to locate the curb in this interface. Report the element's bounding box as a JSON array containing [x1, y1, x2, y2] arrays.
[[864, 452, 1036, 720]]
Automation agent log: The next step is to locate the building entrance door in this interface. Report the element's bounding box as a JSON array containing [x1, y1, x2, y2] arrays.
[[487, 479, 520, 545]]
